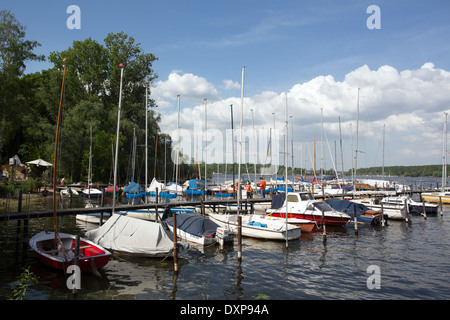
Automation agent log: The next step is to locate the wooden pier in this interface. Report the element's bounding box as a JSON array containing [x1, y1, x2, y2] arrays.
[[0, 196, 272, 222]]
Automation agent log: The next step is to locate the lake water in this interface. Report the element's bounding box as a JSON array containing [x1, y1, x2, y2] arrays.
[[0, 176, 449, 305]]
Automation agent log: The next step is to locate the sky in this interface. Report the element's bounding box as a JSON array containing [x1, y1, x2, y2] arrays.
[[3, 0, 450, 173]]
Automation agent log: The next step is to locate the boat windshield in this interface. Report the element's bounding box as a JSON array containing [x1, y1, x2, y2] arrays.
[[312, 202, 333, 212], [299, 193, 314, 201]]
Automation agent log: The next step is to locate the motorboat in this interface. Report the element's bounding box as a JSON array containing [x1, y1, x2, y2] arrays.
[[382, 195, 439, 215], [164, 213, 233, 246], [325, 198, 388, 225], [267, 192, 351, 226], [208, 212, 301, 241], [352, 197, 407, 220]]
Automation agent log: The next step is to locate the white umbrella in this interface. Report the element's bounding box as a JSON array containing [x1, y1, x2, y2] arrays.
[[26, 159, 53, 167]]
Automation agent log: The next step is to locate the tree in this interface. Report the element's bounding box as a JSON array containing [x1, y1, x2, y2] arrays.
[[0, 10, 44, 164]]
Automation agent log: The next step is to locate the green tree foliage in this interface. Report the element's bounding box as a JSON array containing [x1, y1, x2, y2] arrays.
[[0, 11, 175, 185], [0, 10, 44, 165]]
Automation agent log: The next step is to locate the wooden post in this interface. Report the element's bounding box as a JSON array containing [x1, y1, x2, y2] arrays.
[[237, 215, 242, 260], [422, 202, 427, 220], [439, 196, 443, 216], [100, 189, 105, 226], [322, 209, 326, 243], [353, 203, 358, 236], [73, 235, 80, 294], [381, 202, 385, 227], [172, 212, 178, 272]]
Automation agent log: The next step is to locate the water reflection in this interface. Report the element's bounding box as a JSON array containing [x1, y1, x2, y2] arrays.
[[1, 194, 450, 300]]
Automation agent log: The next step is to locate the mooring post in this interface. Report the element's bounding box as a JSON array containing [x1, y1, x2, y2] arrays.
[[422, 202, 427, 220], [381, 202, 385, 227], [321, 209, 327, 243], [353, 203, 358, 236], [237, 215, 242, 260], [439, 196, 443, 216], [73, 235, 80, 294], [172, 212, 178, 272]]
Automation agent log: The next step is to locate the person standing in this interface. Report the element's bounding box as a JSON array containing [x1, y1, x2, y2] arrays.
[[245, 182, 253, 199], [259, 177, 266, 198]]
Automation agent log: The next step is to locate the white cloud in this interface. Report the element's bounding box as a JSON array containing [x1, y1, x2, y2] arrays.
[[157, 63, 450, 167], [223, 79, 240, 90], [152, 70, 219, 106]]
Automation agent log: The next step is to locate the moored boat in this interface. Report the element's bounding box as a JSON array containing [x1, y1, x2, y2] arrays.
[[29, 231, 111, 272], [325, 198, 388, 225], [267, 192, 351, 226], [86, 214, 188, 258], [165, 213, 233, 246], [208, 212, 301, 240]]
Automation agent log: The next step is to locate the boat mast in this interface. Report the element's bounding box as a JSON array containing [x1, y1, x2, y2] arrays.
[[443, 112, 448, 191], [230, 104, 235, 194], [284, 92, 289, 248], [112, 64, 124, 214], [52, 57, 67, 241], [353, 88, 360, 193], [237, 66, 245, 210], [204, 98, 207, 195], [176, 95, 181, 194], [145, 85, 148, 203]]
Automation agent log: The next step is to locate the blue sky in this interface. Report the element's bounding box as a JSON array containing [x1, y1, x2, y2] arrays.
[[3, 0, 450, 170]]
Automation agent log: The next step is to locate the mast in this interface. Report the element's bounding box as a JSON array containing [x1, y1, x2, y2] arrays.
[[88, 123, 92, 197], [353, 88, 360, 193], [112, 63, 124, 214], [175, 95, 181, 193], [251, 108, 256, 185], [230, 104, 235, 194], [145, 85, 148, 202], [237, 66, 245, 209], [443, 112, 448, 190], [284, 92, 289, 248], [204, 98, 207, 195], [52, 57, 67, 239]]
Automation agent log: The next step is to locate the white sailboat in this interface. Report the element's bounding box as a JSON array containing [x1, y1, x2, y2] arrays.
[[422, 112, 450, 204], [82, 124, 102, 198], [86, 66, 187, 257]]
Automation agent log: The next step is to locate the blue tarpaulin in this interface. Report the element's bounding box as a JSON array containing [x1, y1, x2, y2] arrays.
[[165, 213, 219, 237]]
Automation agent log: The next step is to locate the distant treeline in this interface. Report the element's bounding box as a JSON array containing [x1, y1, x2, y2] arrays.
[[206, 164, 446, 179]]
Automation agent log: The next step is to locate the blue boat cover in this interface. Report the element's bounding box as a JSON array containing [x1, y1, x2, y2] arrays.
[[271, 193, 286, 209], [325, 199, 369, 217], [165, 213, 219, 237]]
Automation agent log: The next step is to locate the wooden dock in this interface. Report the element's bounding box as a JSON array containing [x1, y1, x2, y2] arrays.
[[0, 197, 272, 222]]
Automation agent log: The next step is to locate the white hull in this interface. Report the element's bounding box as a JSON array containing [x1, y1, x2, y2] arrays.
[[352, 198, 407, 220], [166, 224, 216, 246], [208, 213, 301, 240]]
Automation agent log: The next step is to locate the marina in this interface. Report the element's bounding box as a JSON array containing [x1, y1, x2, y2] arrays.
[[0, 176, 449, 301]]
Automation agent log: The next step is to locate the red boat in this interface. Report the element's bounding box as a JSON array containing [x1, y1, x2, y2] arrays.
[[29, 231, 111, 272], [267, 192, 351, 227]]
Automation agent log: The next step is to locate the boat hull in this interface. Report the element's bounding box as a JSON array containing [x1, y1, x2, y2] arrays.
[[268, 211, 350, 226], [421, 193, 450, 204], [208, 213, 301, 240], [29, 231, 111, 272]]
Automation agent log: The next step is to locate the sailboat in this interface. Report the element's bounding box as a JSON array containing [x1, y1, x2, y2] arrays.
[[29, 58, 111, 272], [86, 71, 188, 257], [82, 124, 102, 198], [422, 112, 450, 204]]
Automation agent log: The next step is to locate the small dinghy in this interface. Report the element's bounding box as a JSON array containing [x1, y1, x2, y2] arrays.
[[29, 231, 111, 272]]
